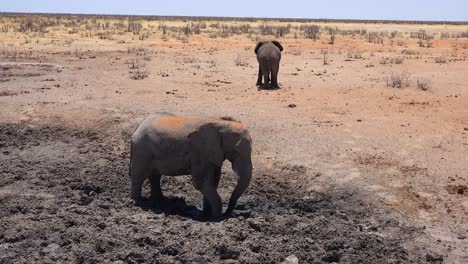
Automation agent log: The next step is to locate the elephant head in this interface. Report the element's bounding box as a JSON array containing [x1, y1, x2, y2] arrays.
[[188, 120, 253, 216]]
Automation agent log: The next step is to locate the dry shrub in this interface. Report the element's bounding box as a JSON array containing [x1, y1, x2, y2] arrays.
[[321, 50, 329, 65], [129, 69, 149, 80], [300, 24, 320, 39], [396, 39, 406, 46], [386, 71, 411, 88], [367, 32, 386, 44], [127, 59, 140, 69], [401, 49, 417, 55], [182, 57, 197, 64], [329, 32, 336, 45], [0, 47, 18, 59], [434, 56, 447, 64], [234, 54, 248, 67], [96, 31, 114, 40], [127, 47, 153, 56], [394, 57, 404, 64], [416, 78, 431, 91], [0, 90, 18, 96], [380, 56, 404, 64], [347, 50, 363, 59]]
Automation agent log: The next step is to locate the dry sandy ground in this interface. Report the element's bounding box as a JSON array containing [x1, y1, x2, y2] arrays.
[[1, 21, 468, 263]]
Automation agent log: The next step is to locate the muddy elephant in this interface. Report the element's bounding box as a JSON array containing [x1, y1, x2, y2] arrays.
[[129, 112, 253, 218], [255, 40, 284, 89]]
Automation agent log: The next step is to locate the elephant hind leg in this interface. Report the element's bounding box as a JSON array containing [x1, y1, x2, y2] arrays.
[[260, 63, 270, 88], [270, 61, 280, 88], [256, 65, 263, 87], [149, 170, 163, 203]]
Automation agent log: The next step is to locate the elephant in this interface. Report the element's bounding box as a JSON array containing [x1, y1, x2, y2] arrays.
[[129, 112, 253, 219], [255, 40, 284, 89]]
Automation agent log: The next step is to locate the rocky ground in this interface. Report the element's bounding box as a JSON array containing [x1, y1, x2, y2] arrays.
[[0, 123, 442, 263]]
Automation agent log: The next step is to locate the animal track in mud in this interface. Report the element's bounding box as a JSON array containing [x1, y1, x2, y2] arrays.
[[0, 123, 436, 263]]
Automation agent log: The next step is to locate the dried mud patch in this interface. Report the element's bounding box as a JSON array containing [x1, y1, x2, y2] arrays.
[[0, 62, 58, 78], [0, 123, 436, 263]]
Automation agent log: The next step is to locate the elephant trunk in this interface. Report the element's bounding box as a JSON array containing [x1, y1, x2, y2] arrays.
[[225, 157, 252, 216]]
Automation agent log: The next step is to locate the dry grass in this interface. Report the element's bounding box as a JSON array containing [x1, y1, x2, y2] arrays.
[[129, 69, 149, 80], [434, 56, 447, 64], [234, 54, 248, 67], [1, 13, 467, 47], [347, 50, 363, 59], [380, 56, 404, 64], [386, 71, 411, 88], [0, 90, 18, 96], [416, 78, 432, 91]]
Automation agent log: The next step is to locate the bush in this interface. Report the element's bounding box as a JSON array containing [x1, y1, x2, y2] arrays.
[[300, 24, 320, 39], [434, 56, 447, 63], [386, 71, 411, 88], [129, 69, 149, 80], [234, 54, 247, 66], [381, 56, 404, 64], [416, 78, 431, 91]]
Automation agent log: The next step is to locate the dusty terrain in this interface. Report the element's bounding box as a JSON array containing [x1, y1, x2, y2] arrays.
[[1, 15, 467, 263]]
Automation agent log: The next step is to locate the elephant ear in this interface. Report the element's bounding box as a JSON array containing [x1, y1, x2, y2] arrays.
[[272, 41, 284, 52], [254, 42, 263, 54], [188, 124, 225, 167]]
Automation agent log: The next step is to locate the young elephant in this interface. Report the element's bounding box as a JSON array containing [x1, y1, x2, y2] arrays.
[[129, 112, 253, 218], [255, 40, 284, 89]]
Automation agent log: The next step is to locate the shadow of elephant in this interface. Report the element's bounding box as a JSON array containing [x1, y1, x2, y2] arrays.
[[136, 196, 251, 222]]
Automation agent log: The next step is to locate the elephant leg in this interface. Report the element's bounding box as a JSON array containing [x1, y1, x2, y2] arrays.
[[149, 171, 163, 203], [271, 61, 280, 88], [202, 166, 222, 217], [260, 62, 270, 89], [129, 146, 151, 204], [256, 65, 263, 87], [130, 167, 150, 204]]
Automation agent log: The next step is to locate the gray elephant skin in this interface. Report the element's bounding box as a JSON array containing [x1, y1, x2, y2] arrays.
[[255, 40, 284, 89], [129, 112, 253, 218]]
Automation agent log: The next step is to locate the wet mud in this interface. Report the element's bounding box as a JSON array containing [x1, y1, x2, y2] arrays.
[[0, 123, 436, 263]]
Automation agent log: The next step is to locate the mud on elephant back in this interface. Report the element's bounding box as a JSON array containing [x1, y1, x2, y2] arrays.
[[255, 40, 283, 90]]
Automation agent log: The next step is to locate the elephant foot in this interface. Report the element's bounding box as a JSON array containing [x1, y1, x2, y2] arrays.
[[150, 195, 165, 208], [131, 195, 143, 206]]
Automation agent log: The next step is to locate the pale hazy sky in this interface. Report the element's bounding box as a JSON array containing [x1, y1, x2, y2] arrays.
[[1, 0, 466, 21]]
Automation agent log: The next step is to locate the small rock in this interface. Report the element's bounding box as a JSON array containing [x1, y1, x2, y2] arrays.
[[426, 252, 443, 262], [216, 244, 239, 260], [95, 158, 108, 167], [247, 218, 264, 231], [42, 243, 60, 254], [322, 251, 340, 263], [223, 259, 239, 264], [288, 104, 297, 108], [464, 127, 468, 131], [282, 255, 299, 264]]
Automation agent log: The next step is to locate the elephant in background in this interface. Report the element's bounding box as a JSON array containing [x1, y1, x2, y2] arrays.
[[129, 112, 253, 219], [255, 40, 284, 89]]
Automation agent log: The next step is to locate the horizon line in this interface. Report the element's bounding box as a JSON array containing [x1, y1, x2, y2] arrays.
[[1, 11, 467, 25]]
